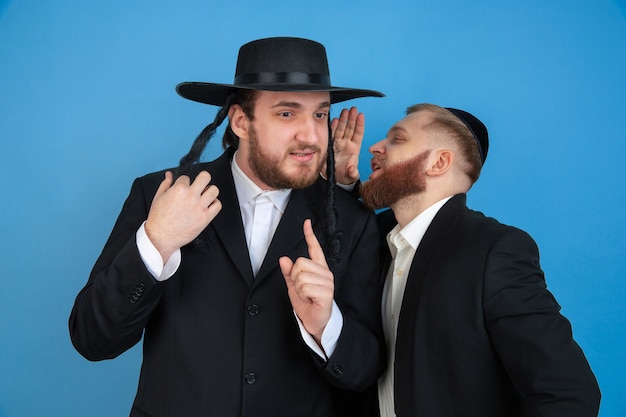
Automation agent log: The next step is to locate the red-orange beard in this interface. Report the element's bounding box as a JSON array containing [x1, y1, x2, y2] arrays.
[[361, 150, 430, 210]]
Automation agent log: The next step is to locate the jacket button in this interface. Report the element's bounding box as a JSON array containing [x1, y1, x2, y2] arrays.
[[245, 372, 257, 384], [129, 284, 145, 303], [332, 363, 344, 375], [247, 304, 260, 316]]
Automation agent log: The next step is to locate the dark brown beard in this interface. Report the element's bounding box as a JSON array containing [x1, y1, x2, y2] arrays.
[[361, 150, 430, 210], [248, 125, 325, 189]]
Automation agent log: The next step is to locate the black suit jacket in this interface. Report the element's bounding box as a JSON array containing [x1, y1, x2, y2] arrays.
[[377, 194, 600, 417], [69, 149, 385, 417]]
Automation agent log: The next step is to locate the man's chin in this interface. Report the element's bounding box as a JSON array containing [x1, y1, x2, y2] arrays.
[[368, 169, 383, 181], [291, 170, 320, 188], [266, 168, 319, 189]]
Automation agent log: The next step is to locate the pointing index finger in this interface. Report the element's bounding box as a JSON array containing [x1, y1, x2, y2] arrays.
[[303, 219, 328, 268]]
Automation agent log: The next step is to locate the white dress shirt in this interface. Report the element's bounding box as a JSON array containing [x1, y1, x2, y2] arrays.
[[135, 153, 342, 359], [231, 156, 291, 275], [377, 196, 452, 417]]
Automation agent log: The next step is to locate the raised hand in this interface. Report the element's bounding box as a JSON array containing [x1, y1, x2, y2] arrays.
[[145, 171, 222, 262], [279, 219, 334, 345], [330, 106, 365, 185]]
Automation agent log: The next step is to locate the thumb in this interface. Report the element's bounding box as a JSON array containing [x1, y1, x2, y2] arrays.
[[279, 256, 294, 284], [155, 171, 174, 198]]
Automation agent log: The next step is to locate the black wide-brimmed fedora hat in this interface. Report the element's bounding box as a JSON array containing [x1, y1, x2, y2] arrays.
[[176, 37, 385, 105]]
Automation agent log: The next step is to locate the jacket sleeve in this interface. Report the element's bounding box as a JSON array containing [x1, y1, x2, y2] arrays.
[[69, 176, 167, 361], [318, 210, 386, 391], [483, 227, 601, 417]]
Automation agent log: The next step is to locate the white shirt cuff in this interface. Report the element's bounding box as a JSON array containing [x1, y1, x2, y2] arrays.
[[136, 222, 181, 281], [319, 172, 356, 192], [294, 301, 343, 360], [336, 181, 357, 192]]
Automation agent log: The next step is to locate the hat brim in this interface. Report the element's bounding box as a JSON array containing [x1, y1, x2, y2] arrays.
[[176, 82, 384, 106]]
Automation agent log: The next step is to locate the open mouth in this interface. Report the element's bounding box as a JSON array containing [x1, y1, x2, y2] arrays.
[[289, 148, 319, 162]]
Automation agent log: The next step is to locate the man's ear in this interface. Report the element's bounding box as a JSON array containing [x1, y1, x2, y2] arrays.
[[426, 149, 453, 177], [229, 104, 249, 140]]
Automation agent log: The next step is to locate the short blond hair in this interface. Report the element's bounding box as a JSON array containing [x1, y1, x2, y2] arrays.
[[406, 103, 483, 183]]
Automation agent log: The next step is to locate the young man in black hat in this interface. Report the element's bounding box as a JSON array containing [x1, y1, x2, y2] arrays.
[[359, 103, 600, 416], [69, 37, 386, 417]]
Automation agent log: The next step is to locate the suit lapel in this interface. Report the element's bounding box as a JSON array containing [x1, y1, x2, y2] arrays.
[[397, 194, 467, 324], [394, 194, 468, 409], [198, 151, 256, 286], [254, 184, 321, 283]]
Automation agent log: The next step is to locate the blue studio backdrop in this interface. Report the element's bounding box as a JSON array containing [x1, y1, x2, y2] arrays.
[[1, 1, 625, 416]]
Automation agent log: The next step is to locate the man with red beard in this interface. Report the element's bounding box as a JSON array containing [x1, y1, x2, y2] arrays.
[[69, 37, 386, 417], [360, 103, 600, 417]]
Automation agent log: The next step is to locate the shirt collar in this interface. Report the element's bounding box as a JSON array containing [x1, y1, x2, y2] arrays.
[[387, 196, 453, 253], [231, 151, 291, 213]]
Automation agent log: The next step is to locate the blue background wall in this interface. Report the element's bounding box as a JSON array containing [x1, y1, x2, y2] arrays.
[[1, 1, 624, 416]]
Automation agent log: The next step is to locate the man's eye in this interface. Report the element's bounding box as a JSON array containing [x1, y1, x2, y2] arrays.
[[315, 112, 328, 119]]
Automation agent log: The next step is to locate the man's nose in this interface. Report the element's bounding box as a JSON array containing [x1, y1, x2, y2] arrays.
[[369, 138, 386, 155], [296, 117, 323, 145]]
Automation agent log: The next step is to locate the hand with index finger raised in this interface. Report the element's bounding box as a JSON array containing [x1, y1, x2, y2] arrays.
[[303, 218, 329, 269], [280, 219, 334, 344]]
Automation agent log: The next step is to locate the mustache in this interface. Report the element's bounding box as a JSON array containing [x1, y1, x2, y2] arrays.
[[286, 145, 322, 153]]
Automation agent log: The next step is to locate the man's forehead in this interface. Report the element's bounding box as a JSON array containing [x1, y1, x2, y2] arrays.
[[406, 109, 434, 123], [395, 111, 432, 132]]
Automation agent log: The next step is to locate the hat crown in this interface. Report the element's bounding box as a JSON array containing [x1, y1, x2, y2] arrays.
[[234, 37, 331, 85], [175, 36, 384, 105]]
